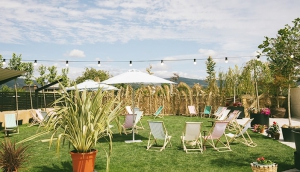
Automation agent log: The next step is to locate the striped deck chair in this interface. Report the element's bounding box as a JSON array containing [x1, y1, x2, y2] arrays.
[[147, 121, 172, 151], [209, 109, 231, 126], [4, 114, 19, 136], [153, 106, 164, 118], [225, 118, 257, 147], [29, 109, 42, 127], [216, 109, 231, 120], [212, 107, 227, 119], [125, 106, 133, 114], [35, 109, 44, 122], [187, 106, 198, 117], [134, 111, 144, 130], [200, 105, 212, 118], [227, 111, 241, 131], [181, 122, 203, 153], [202, 121, 231, 152], [122, 114, 137, 135]]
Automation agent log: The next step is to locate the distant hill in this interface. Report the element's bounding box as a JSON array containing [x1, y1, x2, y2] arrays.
[[166, 77, 207, 87], [0, 78, 40, 88]]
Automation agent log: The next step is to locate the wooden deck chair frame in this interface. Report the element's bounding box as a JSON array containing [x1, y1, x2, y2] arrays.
[[187, 105, 198, 117], [122, 114, 137, 135], [153, 106, 164, 118], [202, 121, 231, 152], [35, 109, 45, 122], [4, 114, 19, 136], [212, 107, 227, 119], [226, 118, 257, 147], [200, 105, 212, 118], [147, 121, 172, 151], [227, 111, 241, 131], [209, 109, 231, 126], [216, 109, 231, 120], [181, 122, 203, 153], [134, 111, 144, 130], [29, 109, 42, 127], [125, 106, 133, 114]]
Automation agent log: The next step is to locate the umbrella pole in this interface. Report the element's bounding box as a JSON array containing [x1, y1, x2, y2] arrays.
[[125, 86, 142, 143]]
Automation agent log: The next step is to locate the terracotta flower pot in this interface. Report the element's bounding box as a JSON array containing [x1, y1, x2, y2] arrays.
[[70, 150, 98, 172]]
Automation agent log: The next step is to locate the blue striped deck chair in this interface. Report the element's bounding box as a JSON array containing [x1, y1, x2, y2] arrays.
[[153, 106, 164, 119], [200, 105, 212, 118], [4, 114, 19, 136]]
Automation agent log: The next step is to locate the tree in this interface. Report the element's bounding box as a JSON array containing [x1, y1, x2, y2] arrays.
[[59, 68, 71, 87], [242, 59, 272, 112], [0, 54, 3, 68], [224, 65, 241, 103], [75, 67, 111, 83], [36, 65, 47, 109], [22, 62, 34, 109], [258, 18, 300, 126], [170, 73, 179, 82], [0, 85, 14, 92], [7, 53, 24, 114], [47, 66, 58, 83], [146, 65, 154, 75], [205, 56, 216, 87], [205, 56, 218, 105]]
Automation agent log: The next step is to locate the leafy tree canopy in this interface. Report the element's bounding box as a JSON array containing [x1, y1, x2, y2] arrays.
[[75, 67, 111, 83]]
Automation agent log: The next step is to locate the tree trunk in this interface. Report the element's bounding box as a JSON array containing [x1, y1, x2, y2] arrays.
[[29, 86, 33, 109], [14, 80, 19, 119], [288, 75, 291, 126]]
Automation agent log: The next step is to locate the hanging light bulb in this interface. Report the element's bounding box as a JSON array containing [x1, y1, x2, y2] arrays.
[[2, 59, 5, 65], [291, 54, 294, 58], [161, 60, 164, 66], [34, 60, 37, 66], [256, 55, 260, 61], [129, 61, 132, 66], [194, 59, 196, 65], [225, 57, 228, 63], [66, 60, 69, 67], [98, 61, 101, 67]]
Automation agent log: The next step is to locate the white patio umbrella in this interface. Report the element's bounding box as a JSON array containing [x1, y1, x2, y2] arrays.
[[101, 69, 175, 143], [66, 79, 119, 91]]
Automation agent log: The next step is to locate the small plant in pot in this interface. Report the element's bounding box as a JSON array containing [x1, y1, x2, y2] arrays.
[[250, 156, 278, 171], [0, 138, 31, 172], [266, 121, 280, 139], [19, 86, 123, 172]]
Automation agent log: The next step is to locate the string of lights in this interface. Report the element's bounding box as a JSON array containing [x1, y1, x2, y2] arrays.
[[1, 55, 266, 67]]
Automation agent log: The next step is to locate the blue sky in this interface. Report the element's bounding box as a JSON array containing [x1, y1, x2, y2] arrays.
[[0, 0, 299, 80]]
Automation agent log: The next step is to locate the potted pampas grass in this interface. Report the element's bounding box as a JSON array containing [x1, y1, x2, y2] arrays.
[[19, 85, 123, 172]]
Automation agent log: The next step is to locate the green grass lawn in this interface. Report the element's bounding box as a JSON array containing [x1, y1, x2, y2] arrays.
[[0, 116, 296, 172]]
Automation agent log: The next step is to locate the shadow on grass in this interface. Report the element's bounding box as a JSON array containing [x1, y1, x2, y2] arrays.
[[99, 132, 148, 143], [34, 161, 106, 172], [34, 161, 73, 172]]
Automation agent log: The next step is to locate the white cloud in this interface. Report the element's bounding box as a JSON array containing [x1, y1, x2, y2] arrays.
[[0, 0, 299, 45], [199, 49, 217, 57], [65, 49, 86, 58]]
